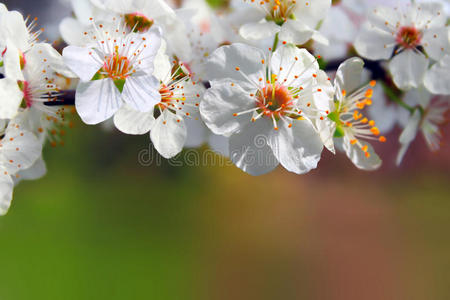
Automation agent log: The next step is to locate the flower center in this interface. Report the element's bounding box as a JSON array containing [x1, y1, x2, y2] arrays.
[[264, 0, 296, 25], [103, 53, 131, 80], [257, 83, 293, 119], [396, 26, 422, 49], [124, 13, 154, 33]]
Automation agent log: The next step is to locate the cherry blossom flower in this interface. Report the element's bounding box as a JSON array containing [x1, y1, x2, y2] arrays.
[[397, 88, 449, 165], [63, 19, 162, 125], [90, 0, 192, 61], [114, 47, 203, 159], [355, 2, 450, 90], [329, 57, 385, 170], [200, 43, 333, 175], [238, 0, 331, 46]]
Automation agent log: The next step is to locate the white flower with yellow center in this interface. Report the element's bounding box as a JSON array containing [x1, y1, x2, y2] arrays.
[[329, 57, 386, 171], [62, 19, 162, 125], [200, 43, 333, 175], [239, 0, 331, 45], [89, 0, 192, 61], [355, 2, 450, 90], [397, 88, 449, 165], [114, 49, 203, 159], [0, 119, 42, 215]]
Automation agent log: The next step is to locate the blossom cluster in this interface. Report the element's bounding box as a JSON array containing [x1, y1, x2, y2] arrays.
[[0, 0, 449, 214]]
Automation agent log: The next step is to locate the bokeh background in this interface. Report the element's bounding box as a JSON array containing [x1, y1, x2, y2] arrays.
[[1, 0, 450, 299]]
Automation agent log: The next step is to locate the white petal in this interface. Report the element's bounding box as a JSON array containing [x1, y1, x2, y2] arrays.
[[389, 50, 428, 90], [163, 18, 192, 62], [59, 18, 89, 46], [0, 125, 42, 174], [367, 5, 401, 33], [184, 118, 207, 148], [16, 156, 47, 181], [334, 57, 364, 95], [414, 2, 447, 29], [208, 134, 229, 157], [75, 79, 122, 124], [396, 109, 421, 165], [205, 43, 265, 87], [292, 0, 331, 29], [0, 78, 23, 119], [152, 40, 171, 81], [3, 41, 24, 81], [354, 24, 396, 60], [28, 43, 76, 78], [143, 0, 176, 19], [339, 136, 382, 171], [368, 86, 398, 133], [271, 44, 318, 86], [133, 29, 162, 75], [122, 75, 161, 112], [0, 172, 13, 216], [200, 80, 255, 136], [150, 110, 187, 159], [424, 55, 450, 95], [114, 104, 154, 135], [278, 20, 314, 45], [62, 45, 102, 81], [0, 11, 29, 51], [239, 21, 280, 41], [422, 27, 450, 61], [229, 119, 279, 176], [269, 119, 323, 174]]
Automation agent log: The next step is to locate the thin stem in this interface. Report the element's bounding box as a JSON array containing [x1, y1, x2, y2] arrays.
[[381, 82, 414, 113], [272, 32, 279, 52]]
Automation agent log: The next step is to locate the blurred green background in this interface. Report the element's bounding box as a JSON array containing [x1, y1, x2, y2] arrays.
[[1, 1, 450, 299]]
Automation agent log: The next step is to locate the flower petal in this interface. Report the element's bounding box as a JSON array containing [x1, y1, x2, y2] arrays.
[[278, 20, 314, 45], [150, 110, 187, 159], [269, 119, 323, 174], [229, 118, 279, 176], [422, 27, 450, 61], [334, 57, 364, 95], [389, 50, 428, 90], [292, 0, 331, 29], [27, 43, 76, 78], [200, 80, 255, 136], [0, 172, 14, 216], [424, 55, 450, 95], [122, 75, 161, 112], [354, 24, 396, 60], [339, 136, 382, 171], [114, 104, 155, 135], [396, 109, 421, 165], [205, 43, 265, 87], [271, 44, 318, 86], [75, 79, 122, 124], [3, 40, 24, 81], [16, 156, 47, 181], [62, 45, 103, 81], [184, 118, 207, 148], [0, 124, 42, 174], [0, 78, 23, 119], [239, 21, 280, 41]]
